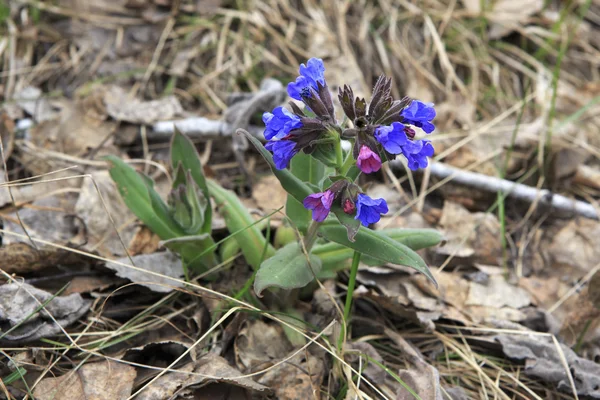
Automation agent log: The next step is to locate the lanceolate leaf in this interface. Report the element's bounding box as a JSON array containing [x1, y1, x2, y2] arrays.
[[207, 180, 275, 269], [241, 129, 313, 204], [318, 222, 437, 285], [107, 156, 217, 270], [170, 129, 212, 233], [106, 155, 182, 240], [254, 243, 322, 296], [314, 228, 445, 272]]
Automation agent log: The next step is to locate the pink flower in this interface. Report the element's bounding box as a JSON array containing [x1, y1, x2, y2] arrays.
[[356, 145, 381, 174], [303, 190, 334, 222]]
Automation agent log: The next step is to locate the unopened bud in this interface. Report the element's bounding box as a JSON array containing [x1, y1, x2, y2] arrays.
[[343, 198, 356, 214]]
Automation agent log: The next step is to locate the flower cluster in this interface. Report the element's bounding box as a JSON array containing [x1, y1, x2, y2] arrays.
[[262, 58, 336, 170], [262, 58, 437, 227], [302, 182, 389, 227], [339, 76, 436, 174]]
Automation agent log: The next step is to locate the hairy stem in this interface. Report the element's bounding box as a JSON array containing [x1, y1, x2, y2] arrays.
[[337, 251, 361, 351], [302, 220, 321, 251], [334, 138, 344, 173]]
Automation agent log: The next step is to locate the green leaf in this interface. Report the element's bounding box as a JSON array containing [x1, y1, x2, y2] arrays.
[[309, 143, 338, 168], [318, 222, 437, 285], [373, 228, 445, 251], [241, 129, 313, 204], [107, 156, 217, 270], [106, 156, 183, 240], [314, 228, 445, 272], [286, 153, 324, 232], [207, 179, 275, 269], [254, 242, 322, 296], [170, 129, 212, 233], [330, 203, 360, 242]]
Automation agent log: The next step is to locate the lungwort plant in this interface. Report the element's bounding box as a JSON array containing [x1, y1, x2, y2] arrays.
[[106, 58, 442, 298], [106, 132, 276, 279], [247, 57, 443, 296]]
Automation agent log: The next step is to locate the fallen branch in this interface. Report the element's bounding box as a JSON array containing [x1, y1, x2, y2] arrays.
[[392, 160, 598, 220], [152, 117, 265, 140]]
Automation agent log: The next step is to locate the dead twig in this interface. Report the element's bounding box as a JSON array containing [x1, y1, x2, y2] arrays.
[[394, 161, 598, 220]]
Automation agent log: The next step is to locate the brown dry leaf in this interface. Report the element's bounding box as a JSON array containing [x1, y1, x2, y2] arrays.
[[257, 352, 325, 400], [496, 334, 600, 398], [104, 86, 183, 125], [396, 361, 443, 400], [345, 341, 387, 385], [251, 175, 287, 219], [136, 353, 269, 400], [0, 243, 86, 274], [435, 201, 502, 265], [488, 0, 544, 39], [466, 274, 531, 309], [0, 282, 91, 343], [358, 269, 533, 328], [28, 98, 117, 156], [548, 219, 600, 276], [104, 251, 184, 293], [128, 226, 161, 255], [75, 170, 137, 256], [385, 328, 443, 400], [63, 274, 122, 296], [33, 360, 136, 400], [2, 196, 80, 245], [235, 320, 292, 372]]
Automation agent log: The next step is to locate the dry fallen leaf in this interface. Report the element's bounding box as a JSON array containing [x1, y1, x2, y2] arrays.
[[497, 334, 600, 398], [257, 352, 324, 400], [104, 86, 183, 125], [2, 196, 79, 246], [33, 360, 136, 400], [235, 320, 292, 372], [0, 243, 86, 274], [358, 269, 533, 328], [549, 219, 600, 276], [0, 282, 91, 343], [105, 251, 185, 293], [75, 170, 137, 256], [136, 353, 269, 400], [436, 201, 502, 265]]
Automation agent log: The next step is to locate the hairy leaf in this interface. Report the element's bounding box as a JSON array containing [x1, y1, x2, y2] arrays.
[[318, 222, 437, 285], [254, 243, 322, 296], [208, 180, 275, 269]]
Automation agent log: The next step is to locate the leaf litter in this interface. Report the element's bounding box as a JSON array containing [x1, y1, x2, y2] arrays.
[[0, 0, 599, 399]]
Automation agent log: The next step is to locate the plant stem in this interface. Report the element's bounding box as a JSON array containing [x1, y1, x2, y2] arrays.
[[343, 251, 361, 329], [303, 220, 321, 251], [339, 146, 355, 177], [334, 138, 344, 173]]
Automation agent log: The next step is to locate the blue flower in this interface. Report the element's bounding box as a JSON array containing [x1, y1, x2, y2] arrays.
[[355, 194, 389, 226], [263, 107, 303, 140], [303, 190, 334, 222], [287, 58, 326, 100], [374, 122, 408, 154], [403, 140, 434, 171], [374, 122, 434, 171], [265, 140, 298, 170], [401, 100, 436, 134]]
